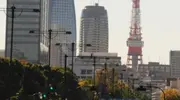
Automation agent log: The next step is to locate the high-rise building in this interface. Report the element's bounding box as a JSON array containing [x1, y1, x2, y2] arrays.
[[5, 0, 48, 64], [49, 0, 76, 66], [79, 3, 109, 53], [0, 50, 4, 57], [170, 51, 180, 78]]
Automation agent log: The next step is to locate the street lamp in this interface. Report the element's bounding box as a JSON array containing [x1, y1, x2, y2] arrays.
[[71, 43, 92, 74], [91, 54, 96, 86], [55, 43, 91, 73], [0, 6, 40, 65], [104, 57, 109, 86], [112, 68, 115, 98], [119, 69, 126, 98], [29, 29, 71, 66]]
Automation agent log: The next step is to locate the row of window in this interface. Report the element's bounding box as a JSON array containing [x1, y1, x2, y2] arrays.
[[81, 69, 93, 74], [77, 76, 92, 79]]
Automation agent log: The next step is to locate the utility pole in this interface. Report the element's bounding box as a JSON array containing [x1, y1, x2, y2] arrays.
[[71, 42, 75, 73], [104, 57, 109, 85], [93, 56, 96, 86], [63, 54, 68, 100], [10, 6, 15, 65], [29, 30, 71, 65], [104, 62, 107, 85], [120, 73, 123, 98], [48, 29, 52, 66], [112, 68, 115, 98]]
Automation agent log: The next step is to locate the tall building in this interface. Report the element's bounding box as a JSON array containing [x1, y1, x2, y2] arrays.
[[49, 0, 76, 67], [0, 50, 4, 57], [5, 0, 48, 64], [79, 3, 109, 53], [170, 51, 180, 78]]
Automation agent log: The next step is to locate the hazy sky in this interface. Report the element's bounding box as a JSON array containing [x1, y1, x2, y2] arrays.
[[0, 0, 180, 64]]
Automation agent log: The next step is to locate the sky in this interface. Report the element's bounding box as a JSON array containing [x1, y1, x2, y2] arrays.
[[1, 0, 180, 64]]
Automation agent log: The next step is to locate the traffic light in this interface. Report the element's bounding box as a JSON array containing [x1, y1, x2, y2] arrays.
[[50, 86, 54, 90], [49, 84, 54, 91], [42, 94, 47, 98]]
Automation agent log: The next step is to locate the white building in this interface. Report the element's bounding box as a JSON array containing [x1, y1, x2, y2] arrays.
[[79, 3, 109, 53], [166, 78, 180, 90], [170, 51, 180, 78], [73, 52, 121, 79], [138, 62, 170, 80]]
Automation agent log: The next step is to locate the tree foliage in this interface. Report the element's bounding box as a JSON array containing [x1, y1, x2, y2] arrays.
[[78, 67, 149, 100], [160, 89, 180, 100], [0, 57, 86, 100]]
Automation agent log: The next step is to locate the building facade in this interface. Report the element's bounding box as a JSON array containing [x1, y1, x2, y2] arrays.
[[0, 50, 4, 57], [138, 62, 170, 80], [5, 0, 48, 64], [79, 3, 109, 53], [170, 51, 180, 78], [73, 52, 121, 79], [49, 0, 76, 67]]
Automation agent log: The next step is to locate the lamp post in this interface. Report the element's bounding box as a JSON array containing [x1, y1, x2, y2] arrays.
[[0, 6, 40, 65], [91, 54, 96, 86], [127, 74, 134, 98], [10, 6, 15, 65], [151, 86, 166, 100], [104, 57, 109, 86], [29, 30, 71, 66], [141, 74, 165, 100], [112, 68, 115, 98], [120, 73, 123, 98], [48, 29, 52, 66], [55, 43, 91, 73], [64, 54, 68, 100], [71, 42, 75, 74]]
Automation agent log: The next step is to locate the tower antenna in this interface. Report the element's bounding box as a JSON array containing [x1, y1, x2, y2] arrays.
[[126, 0, 144, 70]]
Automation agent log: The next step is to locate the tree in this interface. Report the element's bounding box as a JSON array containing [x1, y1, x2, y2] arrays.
[[160, 89, 180, 100], [0, 57, 88, 100], [95, 67, 150, 99], [96, 68, 119, 94], [0, 57, 24, 99]]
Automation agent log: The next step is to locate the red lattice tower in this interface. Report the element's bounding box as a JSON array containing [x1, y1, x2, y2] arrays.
[[126, 0, 144, 70]]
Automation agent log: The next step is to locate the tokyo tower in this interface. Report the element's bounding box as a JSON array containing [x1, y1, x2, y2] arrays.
[[126, 0, 144, 70]]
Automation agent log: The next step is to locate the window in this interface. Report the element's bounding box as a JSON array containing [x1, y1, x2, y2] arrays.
[[87, 70, 92, 74], [81, 69, 86, 74]]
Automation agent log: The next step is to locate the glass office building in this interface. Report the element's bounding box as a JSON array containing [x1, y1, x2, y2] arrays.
[[49, 0, 76, 66], [5, 0, 49, 64]]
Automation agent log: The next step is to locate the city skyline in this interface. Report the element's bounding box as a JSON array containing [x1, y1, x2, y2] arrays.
[[1, 0, 180, 64]]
